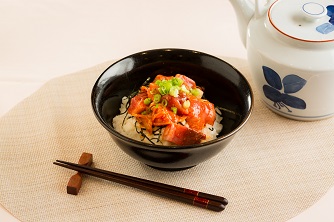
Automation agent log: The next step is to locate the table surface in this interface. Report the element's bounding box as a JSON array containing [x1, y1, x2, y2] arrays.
[[1, 1, 333, 221]]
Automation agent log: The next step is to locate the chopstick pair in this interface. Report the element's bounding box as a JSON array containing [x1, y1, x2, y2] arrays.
[[54, 160, 228, 212]]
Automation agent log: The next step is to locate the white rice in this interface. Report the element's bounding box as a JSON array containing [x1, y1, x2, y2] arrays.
[[113, 97, 223, 145]]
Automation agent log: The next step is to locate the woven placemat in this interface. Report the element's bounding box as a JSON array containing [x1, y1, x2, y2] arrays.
[[1, 58, 334, 222]]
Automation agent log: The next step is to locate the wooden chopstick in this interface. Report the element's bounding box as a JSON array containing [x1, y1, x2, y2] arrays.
[[54, 160, 227, 212], [56, 159, 228, 205]]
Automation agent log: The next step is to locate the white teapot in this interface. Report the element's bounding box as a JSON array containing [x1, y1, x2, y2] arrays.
[[229, 0, 334, 120]]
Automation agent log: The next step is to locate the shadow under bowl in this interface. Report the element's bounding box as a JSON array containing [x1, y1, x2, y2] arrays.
[[91, 48, 253, 170]]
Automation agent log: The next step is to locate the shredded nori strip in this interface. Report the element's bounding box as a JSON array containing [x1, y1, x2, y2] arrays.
[[134, 121, 156, 145], [151, 127, 164, 143], [121, 112, 129, 126], [121, 77, 152, 115]]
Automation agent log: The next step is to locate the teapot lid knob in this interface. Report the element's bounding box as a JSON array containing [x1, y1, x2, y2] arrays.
[[302, 2, 327, 21], [268, 0, 334, 42]]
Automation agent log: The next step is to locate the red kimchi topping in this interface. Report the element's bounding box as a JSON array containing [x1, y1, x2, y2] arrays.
[[127, 74, 216, 145]]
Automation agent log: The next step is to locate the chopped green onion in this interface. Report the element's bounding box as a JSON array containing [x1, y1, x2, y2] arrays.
[[153, 94, 161, 103], [169, 86, 179, 97], [157, 80, 172, 95], [171, 107, 177, 114], [183, 100, 190, 109], [156, 78, 183, 96], [158, 86, 166, 95], [172, 77, 183, 86], [162, 99, 168, 107], [180, 85, 189, 93], [190, 88, 203, 98], [144, 98, 152, 105]]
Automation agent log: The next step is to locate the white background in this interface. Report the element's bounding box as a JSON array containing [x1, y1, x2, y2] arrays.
[[0, 0, 246, 116]]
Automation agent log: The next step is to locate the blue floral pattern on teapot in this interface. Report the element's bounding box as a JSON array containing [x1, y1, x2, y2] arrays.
[[262, 66, 307, 112], [316, 5, 334, 34]]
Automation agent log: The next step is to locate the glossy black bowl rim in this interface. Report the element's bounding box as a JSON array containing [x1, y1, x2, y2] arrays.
[[91, 48, 254, 151]]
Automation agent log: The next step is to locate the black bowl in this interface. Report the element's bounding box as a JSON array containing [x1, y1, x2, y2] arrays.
[[91, 48, 253, 170]]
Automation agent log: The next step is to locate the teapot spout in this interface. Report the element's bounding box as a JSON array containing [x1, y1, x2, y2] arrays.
[[229, 0, 255, 47]]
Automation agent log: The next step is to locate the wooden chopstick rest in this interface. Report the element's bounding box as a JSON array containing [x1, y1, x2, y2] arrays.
[[66, 152, 93, 195]]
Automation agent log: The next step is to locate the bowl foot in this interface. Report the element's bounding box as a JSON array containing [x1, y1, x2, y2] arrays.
[[146, 164, 196, 171]]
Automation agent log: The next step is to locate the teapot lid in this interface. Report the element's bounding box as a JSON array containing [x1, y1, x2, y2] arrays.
[[268, 0, 334, 42]]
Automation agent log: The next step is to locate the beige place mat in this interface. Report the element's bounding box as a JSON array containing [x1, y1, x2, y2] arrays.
[[1, 58, 334, 222]]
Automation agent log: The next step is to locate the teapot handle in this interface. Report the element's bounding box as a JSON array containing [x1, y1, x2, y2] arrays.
[[255, 0, 275, 18]]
